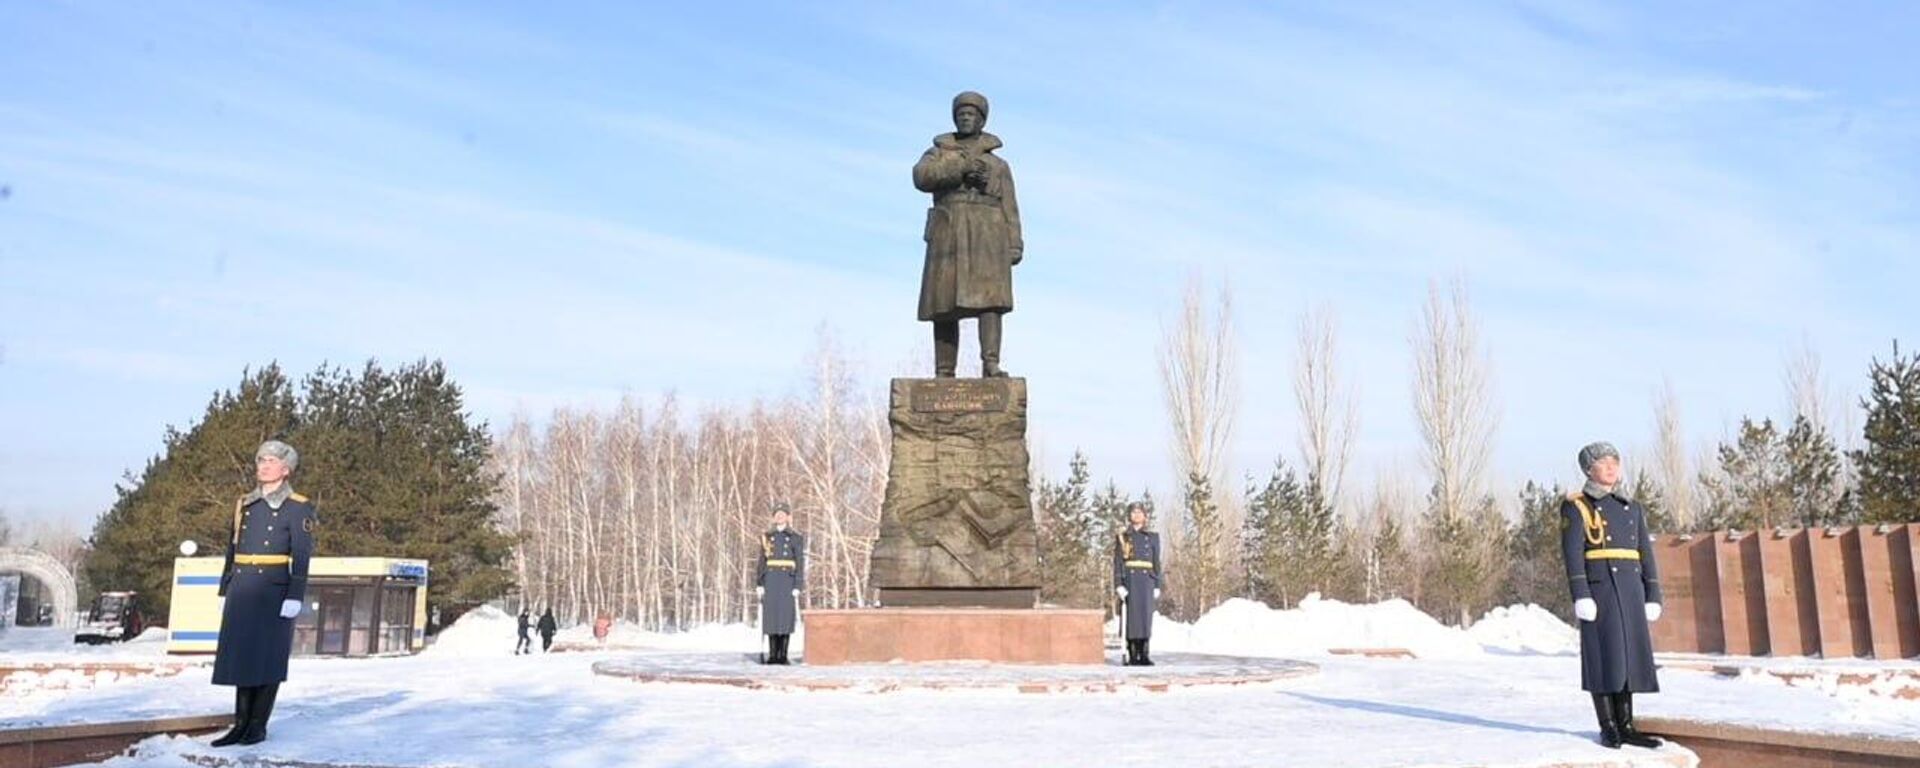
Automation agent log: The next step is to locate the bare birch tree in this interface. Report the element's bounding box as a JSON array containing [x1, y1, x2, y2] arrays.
[[1410, 278, 1503, 625], [1650, 378, 1695, 530], [1294, 304, 1358, 509], [1411, 278, 1497, 524], [1158, 274, 1238, 618]]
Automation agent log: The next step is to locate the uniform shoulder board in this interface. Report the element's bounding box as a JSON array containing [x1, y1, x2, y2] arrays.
[[289, 492, 310, 503], [1563, 491, 1582, 502]]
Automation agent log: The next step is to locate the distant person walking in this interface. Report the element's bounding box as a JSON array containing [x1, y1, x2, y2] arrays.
[[1561, 442, 1663, 749], [536, 607, 557, 652], [515, 609, 533, 655]]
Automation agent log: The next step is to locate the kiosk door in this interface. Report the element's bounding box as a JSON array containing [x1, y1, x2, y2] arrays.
[[314, 586, 354, 655]]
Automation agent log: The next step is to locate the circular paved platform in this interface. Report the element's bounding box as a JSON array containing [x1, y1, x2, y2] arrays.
[[591, 652, 1319, 693]]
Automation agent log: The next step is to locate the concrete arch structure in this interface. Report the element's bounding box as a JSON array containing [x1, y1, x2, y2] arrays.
[[0, 546, 79, 628]]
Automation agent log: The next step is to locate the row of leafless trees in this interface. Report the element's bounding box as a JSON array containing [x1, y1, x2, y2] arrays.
[[491, 334, 887, 628], [1152, 277, 1506, 621], [1148, 274, 1866, 623]]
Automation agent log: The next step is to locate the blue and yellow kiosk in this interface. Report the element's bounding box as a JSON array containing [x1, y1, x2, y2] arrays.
[[167, 556, 429, 656]]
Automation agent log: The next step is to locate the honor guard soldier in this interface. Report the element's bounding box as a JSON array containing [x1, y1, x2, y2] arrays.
[[756, 504, 806, 665], [1561, 442, 1663, 749], [211, 440, 316, 747], [1113, 502, 1163, 666]]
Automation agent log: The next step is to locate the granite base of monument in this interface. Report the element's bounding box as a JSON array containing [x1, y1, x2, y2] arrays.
[[866, 378, 1040, 605], [801, 608, 1104, 666]]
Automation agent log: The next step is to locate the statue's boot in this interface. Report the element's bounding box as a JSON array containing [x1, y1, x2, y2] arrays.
[[979, 312, 1009, 377], [933, 320, 959, 377]]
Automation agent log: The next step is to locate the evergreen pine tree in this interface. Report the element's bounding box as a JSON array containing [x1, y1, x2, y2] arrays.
[[1624, 470, 1674, 534], [1036, 451, 1098, 608], [1854, 341, 1920, 523], [87, 365, 298, 618], [1179, 470, 1226, 619], [1699, 418, 1790, 530], [1503, 481, 1574, 623], [1781, 415, 1844, 527], [1239, 457, 1335, 609]]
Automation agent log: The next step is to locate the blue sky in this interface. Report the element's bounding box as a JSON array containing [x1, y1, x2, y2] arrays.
[[2, 2, 1915, 531]]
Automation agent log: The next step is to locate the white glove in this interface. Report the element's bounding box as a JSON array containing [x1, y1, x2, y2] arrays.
[[755, 586, 764, 597], [279, 599, 302, 619], [791, 589, 800, 597], [1116, 586, 1128, 598], [1574, 598, 1598, 622], [1154, 588, 1162, 599], [1645, 602, 1662, 622]]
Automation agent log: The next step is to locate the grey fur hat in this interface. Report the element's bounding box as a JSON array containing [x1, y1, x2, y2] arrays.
[[1577, 441, 1619, 473], [256, 440, 298, 472]]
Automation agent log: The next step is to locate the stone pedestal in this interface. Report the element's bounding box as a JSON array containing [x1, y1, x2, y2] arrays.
[[801, 608, 1103, 665], [867, 378, 1039, 608]]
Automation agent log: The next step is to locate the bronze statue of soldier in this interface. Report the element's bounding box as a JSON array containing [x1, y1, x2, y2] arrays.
[[912, 91, 1024, 378]]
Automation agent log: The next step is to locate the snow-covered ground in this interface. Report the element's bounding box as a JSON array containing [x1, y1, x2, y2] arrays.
[[3, 598, 1915, 768], [0, 625, 171, 660]]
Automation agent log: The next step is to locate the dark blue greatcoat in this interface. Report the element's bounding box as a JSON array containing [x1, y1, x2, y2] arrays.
[[756, 529, 805, 635], [213, 488, 315, 687], [1560, 491, 1661, 693], [1112, 528, 1163, 640]]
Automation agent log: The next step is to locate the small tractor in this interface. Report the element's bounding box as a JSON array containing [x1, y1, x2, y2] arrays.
[[74, 591, 146, 644]]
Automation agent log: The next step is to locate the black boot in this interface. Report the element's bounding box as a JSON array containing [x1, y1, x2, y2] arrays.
[[211, 686, 253, 747], [763, 636, 777, 665], [1138, 638, 1154, 666], [1614, 692, 1662, 748], [239, 683, 278, 745], [776, 635, 791, 665], [1122, 640, 1137, 666], [1591, 693, 1622, 749]]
